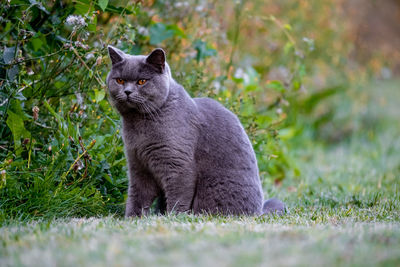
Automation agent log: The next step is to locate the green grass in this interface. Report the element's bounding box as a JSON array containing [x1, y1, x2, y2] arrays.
[[1, 80, 400, 266], [1, 217, 400, 266]]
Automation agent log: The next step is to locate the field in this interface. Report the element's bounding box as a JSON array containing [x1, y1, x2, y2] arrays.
[[2, 1, 400, 266], [1, 79, 399, 266]]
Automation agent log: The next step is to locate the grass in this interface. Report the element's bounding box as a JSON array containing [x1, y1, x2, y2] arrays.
[[1, 217, 400, 266], [1, 79, 400, 266]]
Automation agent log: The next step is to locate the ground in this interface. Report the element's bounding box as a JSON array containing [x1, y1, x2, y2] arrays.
[[1, 80, 399, 266]]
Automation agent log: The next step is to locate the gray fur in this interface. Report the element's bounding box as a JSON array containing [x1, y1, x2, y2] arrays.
[[106, 46, 285, 216]]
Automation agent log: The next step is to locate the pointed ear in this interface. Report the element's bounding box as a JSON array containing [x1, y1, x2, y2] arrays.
[[146, 48, 165, 72], [108, 45, 125, 65]]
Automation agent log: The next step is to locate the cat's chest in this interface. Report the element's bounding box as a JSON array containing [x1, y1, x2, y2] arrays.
[[122, 121, 171, 158], [123, 121, 158, 144]]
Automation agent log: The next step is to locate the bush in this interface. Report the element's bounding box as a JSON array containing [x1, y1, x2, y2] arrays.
[[0, 0, 360, 219]]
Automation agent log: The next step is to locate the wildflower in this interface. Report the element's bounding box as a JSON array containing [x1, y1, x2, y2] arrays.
[[174, 2, 189, 8], [63, 43, 72, 49], [212, 80, 221, 92], [137, 26, 149, 36], [32, 106, 39, 121], [96, 56, 102, 66], [74, 41, 89, 50], [65, 15, 87, 28], [195, 4, 204, 12], [73, 160, 84, 171], [234, 68, 250, 84], [27, 68, 34, 75], [85, 52, 95, 60]]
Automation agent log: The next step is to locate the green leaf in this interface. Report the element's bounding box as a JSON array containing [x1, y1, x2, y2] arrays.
[[2, 46, 19, 80], [43, 100, 68, 138], [29, 0, 50, 14], [166, 24, 186, 38], [3, 46, 15, 64], [149, 23, 174, 45], [14, 91, 26, 101], [284, 24, 292, 30], [74, 0, 93, 15], [87, 15, 97, 32], [6, 110, 30, 155], [266, 80, 286, 93], [302, 86, 344, 113], [94, 89, 105, 102], [105, 4, 136, 14], [98, 0, 108, 11], [278, 127, 296, 140], [292, 80, 301, 91], [31, 37, 43, 51], [103, 173, 114, 184], [283, 42, 293, 55], [30, 32, 47, 52], [193, 39, 217, 62]]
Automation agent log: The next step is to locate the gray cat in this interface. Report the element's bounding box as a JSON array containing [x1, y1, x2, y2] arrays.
[[106, 46, 285, 217]]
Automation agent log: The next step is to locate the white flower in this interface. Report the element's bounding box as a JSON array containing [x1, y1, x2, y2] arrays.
[[174, 1, 189, 8], [65, 15, 87, 28], [137, 26, 149, 36], [195, 5, 204, 12], [74, 41, 89, 50], [234, 68, 250, 84], [85, 52, 95, 60], [212, 81, 221, 92]]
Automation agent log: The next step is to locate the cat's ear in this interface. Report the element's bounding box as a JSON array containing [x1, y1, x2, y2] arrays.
[[108, 45, 125, 65], [146, 48, 165, 73]]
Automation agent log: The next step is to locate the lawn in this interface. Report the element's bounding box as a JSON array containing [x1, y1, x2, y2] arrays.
[[1, 79, 399, 266]]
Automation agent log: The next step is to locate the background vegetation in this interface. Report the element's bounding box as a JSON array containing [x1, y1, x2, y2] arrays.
[[0, 0, 399, 221]]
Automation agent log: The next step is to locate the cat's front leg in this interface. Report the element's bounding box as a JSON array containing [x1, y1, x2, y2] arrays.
[[125, 167, 159, 217], [161, 170, 197, 214]]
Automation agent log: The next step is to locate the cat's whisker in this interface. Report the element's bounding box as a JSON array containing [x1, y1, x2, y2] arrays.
[[127, 96, 150, 120], [135, 97, 159, 121], [141, 104, 152, 120], [146, 104, 158, 121], [144, 101, 161, 121], [137, 102, 148, 120]]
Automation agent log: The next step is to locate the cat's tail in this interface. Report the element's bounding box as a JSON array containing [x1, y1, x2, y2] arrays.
[[262, 198, 286, 215]]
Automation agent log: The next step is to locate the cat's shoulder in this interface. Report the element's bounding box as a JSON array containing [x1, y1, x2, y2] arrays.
[[193, 97, 225, 110], [193, 97, 239, 123]]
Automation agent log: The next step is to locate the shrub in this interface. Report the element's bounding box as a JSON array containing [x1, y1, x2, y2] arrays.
[[0, 0, 358, 219]]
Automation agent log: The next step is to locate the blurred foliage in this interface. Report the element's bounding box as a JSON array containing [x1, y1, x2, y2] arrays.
[[0, 0, 392, 219]]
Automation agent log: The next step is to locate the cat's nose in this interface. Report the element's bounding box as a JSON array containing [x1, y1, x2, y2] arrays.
[[124, 90, 132, 96]]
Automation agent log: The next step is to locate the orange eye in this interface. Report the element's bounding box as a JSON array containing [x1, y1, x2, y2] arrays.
[[116, 78, 125, 85], [137, 79, 147, 85]]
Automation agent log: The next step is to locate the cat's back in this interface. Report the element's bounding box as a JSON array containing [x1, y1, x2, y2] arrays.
[[192, 97, 263, 215], [193, 97, 257, 170], [193, 97, 238, 128]]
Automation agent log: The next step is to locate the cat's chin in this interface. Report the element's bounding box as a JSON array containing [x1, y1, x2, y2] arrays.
[[125, 100, 136, 107], [124, 100, 145, 113]]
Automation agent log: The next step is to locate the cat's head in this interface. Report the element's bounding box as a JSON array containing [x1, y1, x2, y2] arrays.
[[106, 46, 171, 115]]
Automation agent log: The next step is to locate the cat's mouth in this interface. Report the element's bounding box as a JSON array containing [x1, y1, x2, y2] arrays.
[[113, 94, 138, 108], [125, 95, 147, 110], [114, 94, 154, 114], [125, 98, 139, 108]]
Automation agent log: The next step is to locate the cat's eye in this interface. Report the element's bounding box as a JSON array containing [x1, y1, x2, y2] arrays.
[[137, 79, 147, 85], [116, 78, 125, 85]]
